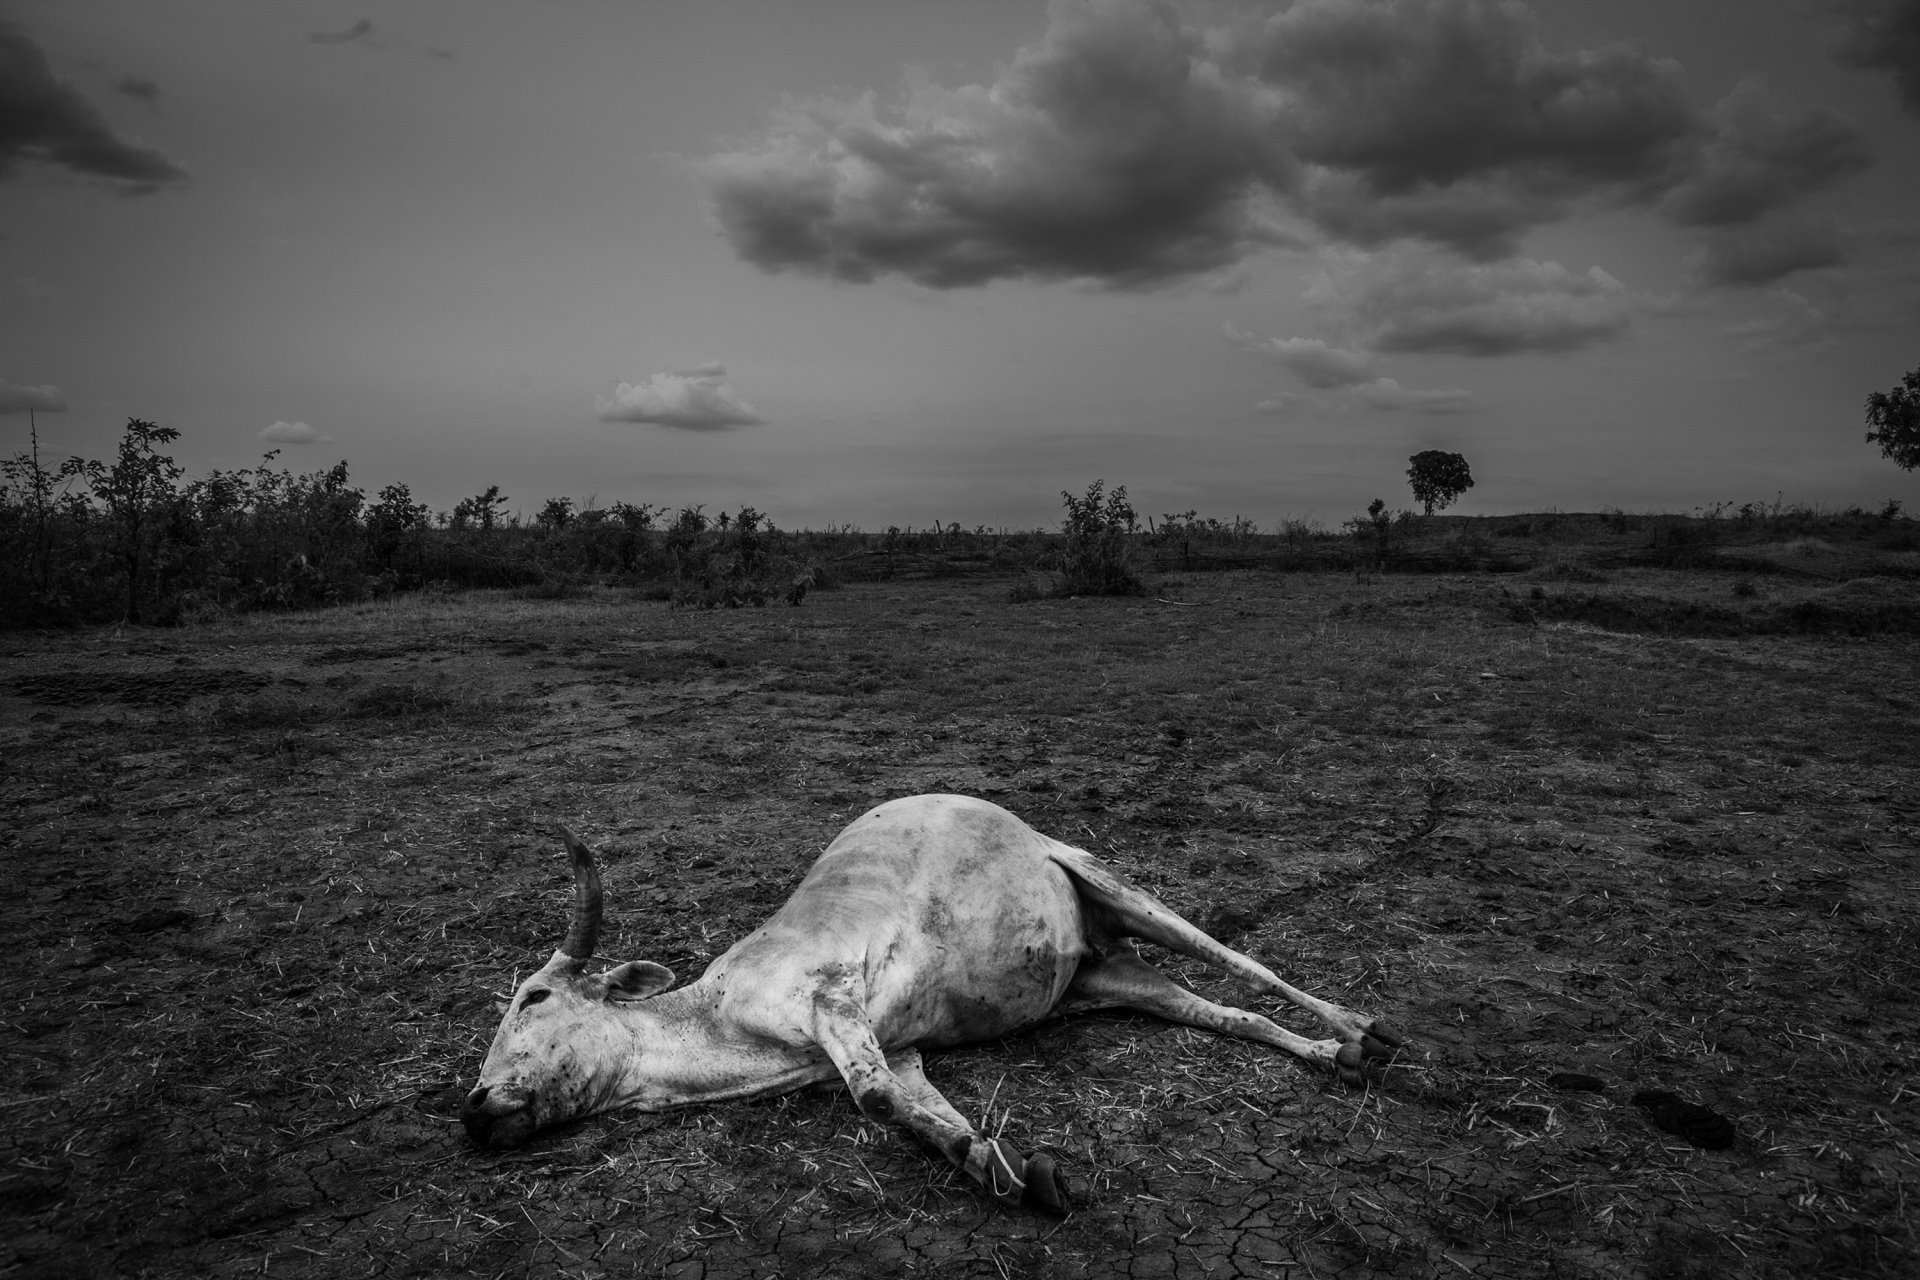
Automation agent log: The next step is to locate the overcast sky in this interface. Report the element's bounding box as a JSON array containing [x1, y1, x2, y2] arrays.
[[4, 0, 1918, 529]]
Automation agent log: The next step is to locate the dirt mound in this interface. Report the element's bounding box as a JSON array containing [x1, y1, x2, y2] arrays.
[[12, 667, 270, 706], [1510, 579, 1920, 636]]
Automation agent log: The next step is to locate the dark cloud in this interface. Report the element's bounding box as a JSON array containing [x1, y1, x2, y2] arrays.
[[700, 1, 1292, 289], [1318, 253, 1650, 356], [308, 19, 374, 46], [1260, 0, 1695, 256], [1831, 0, 1920, 114], [699, 0, 1876, 289], [1261, 1, 1692, 188], [306, 18, 450, 60], [0, 24, 187, 190], [1287, 170, 1556, 261], [1695, 215, 1849, 287], [113, 75, 159, 103], [1662, 81, 1871, 227]]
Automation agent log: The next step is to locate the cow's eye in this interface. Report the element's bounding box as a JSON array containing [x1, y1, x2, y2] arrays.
[[520, 989, 550, 1009]]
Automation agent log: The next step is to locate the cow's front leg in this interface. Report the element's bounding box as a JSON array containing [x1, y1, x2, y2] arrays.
[[887, 1047, 1068, 1215], [809, 986, 1069, 1214]]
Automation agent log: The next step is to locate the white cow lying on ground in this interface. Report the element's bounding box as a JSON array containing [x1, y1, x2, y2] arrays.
[[463, 794, 1405, 1213]]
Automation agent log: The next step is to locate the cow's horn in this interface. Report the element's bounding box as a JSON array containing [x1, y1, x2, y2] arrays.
[[558, 826, 602, 962]]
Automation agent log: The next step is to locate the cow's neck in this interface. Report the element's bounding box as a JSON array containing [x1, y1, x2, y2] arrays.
[[600, 979, 832, 1111]]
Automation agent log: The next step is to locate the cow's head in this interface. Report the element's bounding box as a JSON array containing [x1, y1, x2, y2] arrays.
[[461, 829, 675, 1148]]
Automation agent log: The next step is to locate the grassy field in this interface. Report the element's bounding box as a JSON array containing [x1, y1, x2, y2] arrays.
[[2, 543, 1916, 1277]]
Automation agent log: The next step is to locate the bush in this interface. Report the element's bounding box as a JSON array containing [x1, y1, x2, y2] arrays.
[[1056, 480, 1144, 596]]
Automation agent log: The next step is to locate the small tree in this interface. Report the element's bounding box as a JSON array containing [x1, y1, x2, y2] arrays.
[[1343, 498, 1393, 563], [1864, 364, 1920, 471], [1407, 450, 1474, 516], [366, 482, 432, 575], [452, 485, 509, 533], [78, 417, 184, 624], [1057, 479, 1143, 596]]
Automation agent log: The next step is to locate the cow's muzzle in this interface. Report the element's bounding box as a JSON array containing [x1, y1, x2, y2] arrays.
[[461, 1083, 537, 1149]]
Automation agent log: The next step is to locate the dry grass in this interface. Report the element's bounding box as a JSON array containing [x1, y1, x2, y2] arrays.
[[2, 567, 1915, 1278]]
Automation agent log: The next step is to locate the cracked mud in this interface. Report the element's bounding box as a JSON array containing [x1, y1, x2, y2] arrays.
[[2, 572, 1914, 1278]]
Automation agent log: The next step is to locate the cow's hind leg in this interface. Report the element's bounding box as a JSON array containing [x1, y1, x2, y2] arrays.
[[809, 984, 1069, 1215], [1049, 843, 1405, 1085], [1063, 947, 1355, 1071]]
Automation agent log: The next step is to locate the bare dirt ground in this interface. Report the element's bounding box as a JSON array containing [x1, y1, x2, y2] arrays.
[[3, 569, 1915, 1278]]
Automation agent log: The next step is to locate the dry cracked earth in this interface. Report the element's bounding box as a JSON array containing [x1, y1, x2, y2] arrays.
[[2, 571, 1915, 1278]]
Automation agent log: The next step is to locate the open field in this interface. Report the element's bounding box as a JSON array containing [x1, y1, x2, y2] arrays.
[[3, 559, 1916, 1278]]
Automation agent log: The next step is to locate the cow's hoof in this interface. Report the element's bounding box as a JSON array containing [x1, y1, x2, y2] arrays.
[[1334, 1042, 1367, 1086], [1021, 1152, 1071, 1217], [1365, 1020, 1409, 1050]]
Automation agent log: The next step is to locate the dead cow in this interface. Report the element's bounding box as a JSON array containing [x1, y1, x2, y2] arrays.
[[463, 794, 1405, 1213]]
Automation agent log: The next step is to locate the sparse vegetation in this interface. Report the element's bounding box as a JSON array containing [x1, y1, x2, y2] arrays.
[[1055, 478, 1144, 596], [4, 569, 1914, 1276], [8, 421, 1914, 631]]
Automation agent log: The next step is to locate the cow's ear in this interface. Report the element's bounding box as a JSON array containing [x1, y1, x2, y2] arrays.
[[600, 960, 675, 1002]]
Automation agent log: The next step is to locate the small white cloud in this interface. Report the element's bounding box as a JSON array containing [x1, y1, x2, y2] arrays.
[[1255, 390, 1325, 414], [1225, 321, 1377, 388], [259, 420, 325, 443], [0, 379, 67, 414], [595, 364, 765, 430], [1353, 377, 1477, 414]]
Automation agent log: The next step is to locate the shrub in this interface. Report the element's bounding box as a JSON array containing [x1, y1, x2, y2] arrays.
[[1056, 480, 1143, 596]]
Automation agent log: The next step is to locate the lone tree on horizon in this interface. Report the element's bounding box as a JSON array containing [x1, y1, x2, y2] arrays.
[[1407, 450, 1474, 516], [1864, 363, 1920, 471]]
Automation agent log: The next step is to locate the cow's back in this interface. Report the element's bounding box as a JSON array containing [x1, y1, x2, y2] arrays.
[[708, 795, 1087, 1050]]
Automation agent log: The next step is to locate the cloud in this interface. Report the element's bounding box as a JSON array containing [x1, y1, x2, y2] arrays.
[[699, 0, 1719, 284], [1255, 390, 1325, 414], [0, 23, 188, 191], [0, 378, 67, 413], [1352, 376, 1477, 413], [1718, 286, 1843, 350], [1315, 252, 1650, 356], [699, 1, 1293, 290], [1259, 0, 1696, 259], [595, 364, 765, 429], [699, 0, 1878, 288], [1694, 215, 1849, 287], [308, 19, 374, 46], [1661, 81, 1871, 228], [1830, 0, 1920, 114], [306, 17, 450, 59], [1225, 320, 1473, 413], [113, 75, 159, 103], [1223, 321, 1375, 387], [259, 420, 325, 444]]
